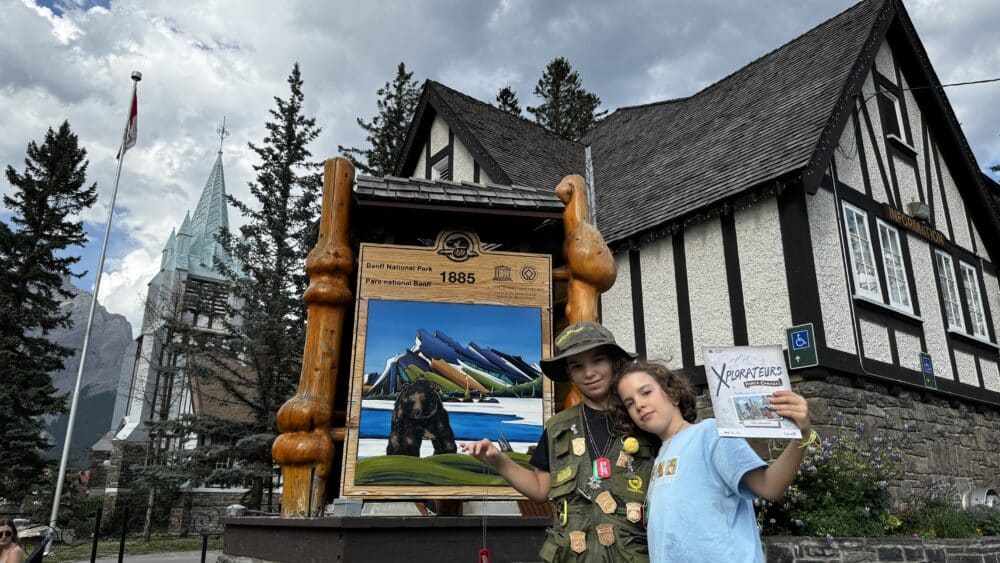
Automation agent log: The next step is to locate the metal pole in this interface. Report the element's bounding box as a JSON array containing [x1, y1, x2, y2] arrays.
[[200, 534, 208, 563], [49, 70, 142, 530], [117, 507, 129, 563], [90, 506, 103, 563]]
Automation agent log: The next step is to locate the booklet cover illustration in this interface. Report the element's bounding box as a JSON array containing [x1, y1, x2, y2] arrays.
[[702, 345, 803, 439]]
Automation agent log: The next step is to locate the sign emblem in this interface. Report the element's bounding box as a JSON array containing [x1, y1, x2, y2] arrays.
[[920, 352, 936, 389], [437, 231, 480, 262], [520, 265, 538, 281], [493, 265, 511, 281], [785, 323, 818, 369]]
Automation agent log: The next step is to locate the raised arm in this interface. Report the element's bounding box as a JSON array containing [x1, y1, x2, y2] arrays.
[[740, 390, 812, 503], [461, 439, 551, 503]]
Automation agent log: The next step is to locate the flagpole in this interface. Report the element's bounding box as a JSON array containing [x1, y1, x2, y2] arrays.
[[49, 70, 142, 530]]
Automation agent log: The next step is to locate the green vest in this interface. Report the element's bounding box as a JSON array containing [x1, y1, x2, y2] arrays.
[[538, 404, 656, 563]]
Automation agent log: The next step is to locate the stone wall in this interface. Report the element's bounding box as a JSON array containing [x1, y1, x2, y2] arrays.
[[764, 536, 1000, 563], [168, 490, 282, 536], [695, 375, 1000, 494]]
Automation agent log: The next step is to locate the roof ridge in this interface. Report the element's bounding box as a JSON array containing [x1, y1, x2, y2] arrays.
[[689, 0, 885, 100], [427, 80, 585, 148]]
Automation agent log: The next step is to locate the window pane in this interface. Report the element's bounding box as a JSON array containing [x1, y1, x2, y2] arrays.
[[878, 223, 911, 312], [843, 205, 881, 301], [936, 252, 964, 330], [960, 263, 988, 338]]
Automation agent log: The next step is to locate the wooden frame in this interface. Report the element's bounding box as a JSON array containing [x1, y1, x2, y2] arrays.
[[341, 228, 553, 498]]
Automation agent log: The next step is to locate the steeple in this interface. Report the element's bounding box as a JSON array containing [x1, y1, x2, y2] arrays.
[[187, 151, 230, 276]]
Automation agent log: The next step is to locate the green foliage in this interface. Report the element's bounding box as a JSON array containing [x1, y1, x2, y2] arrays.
[[971, 506, 1000, 536], [496, 85, 521, 116], [339, 62, 421, 176], [896, 482, 979, 539], [527, 57, 606, 140], [0, 121, 97, 502], [759, 413, 904, 537]]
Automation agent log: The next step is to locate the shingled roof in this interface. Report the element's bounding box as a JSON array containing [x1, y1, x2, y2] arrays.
[[583, 0, 891, 244], [395, 80, 586, 192], [355, 175, 563, 214]]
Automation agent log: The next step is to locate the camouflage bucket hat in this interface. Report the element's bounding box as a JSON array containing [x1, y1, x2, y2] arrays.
[[539, 321, 636, 382]]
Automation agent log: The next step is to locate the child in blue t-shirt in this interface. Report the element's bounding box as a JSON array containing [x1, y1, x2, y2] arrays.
[[614, 362, 813, 563]]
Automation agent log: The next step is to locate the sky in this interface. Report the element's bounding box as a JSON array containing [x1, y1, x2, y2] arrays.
[[2, 0, 998, 336], [362, 299, 542, 373]]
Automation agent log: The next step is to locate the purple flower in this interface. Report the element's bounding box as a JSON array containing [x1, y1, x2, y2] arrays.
[[825, 534, 834, 546]]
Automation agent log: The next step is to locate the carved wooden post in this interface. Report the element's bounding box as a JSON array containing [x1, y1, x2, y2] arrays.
[[272, 157, 355, 516], [553, 174, 617, 408]]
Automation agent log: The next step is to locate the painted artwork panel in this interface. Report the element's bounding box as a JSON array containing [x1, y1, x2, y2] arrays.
[[353, 299, 544, 488]]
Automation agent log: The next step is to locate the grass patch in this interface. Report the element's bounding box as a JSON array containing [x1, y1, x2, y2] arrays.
[[356, 453, 534, 485], [20, 536, 221, 563]]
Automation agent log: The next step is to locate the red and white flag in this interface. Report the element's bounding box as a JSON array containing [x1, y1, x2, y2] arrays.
[[117, 90, 138, 159]]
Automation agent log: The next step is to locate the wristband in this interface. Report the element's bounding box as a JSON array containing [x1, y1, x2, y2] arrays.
[[797, 428, 818, 449]]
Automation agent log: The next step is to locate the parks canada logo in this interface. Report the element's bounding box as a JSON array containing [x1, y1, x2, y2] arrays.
[[437, 232, 479, 262]]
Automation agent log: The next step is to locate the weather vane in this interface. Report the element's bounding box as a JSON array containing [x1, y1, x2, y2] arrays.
[[216, 116, 230, 153]]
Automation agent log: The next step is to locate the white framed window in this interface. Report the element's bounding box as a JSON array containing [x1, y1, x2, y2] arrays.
[[842, 203, 881, 301], [934, 251, 965, 331], [876, 220, 912, 313], [959, 261, 988, 339], [877, 89, 905, 140]]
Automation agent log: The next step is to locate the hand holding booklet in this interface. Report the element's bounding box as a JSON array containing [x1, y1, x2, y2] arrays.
[[702, 345, 803, 439]]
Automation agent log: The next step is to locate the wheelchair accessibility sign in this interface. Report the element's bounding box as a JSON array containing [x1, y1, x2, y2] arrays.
[[785, 323, 818, 369], [920, 352, 936, 389]]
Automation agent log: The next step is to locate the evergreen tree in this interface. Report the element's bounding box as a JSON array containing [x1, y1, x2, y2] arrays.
[[527, 57, 607, 140], [496, 85, 522, 116], [0, 121, 97, 502], [136, 63, 322, 510], [338, 62, 421, 176]]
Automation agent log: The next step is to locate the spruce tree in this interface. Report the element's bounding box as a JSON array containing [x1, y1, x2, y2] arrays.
[[135, 63, 322, 510], [339, 62, 421, 177], [496, 85, 522, 116], [527, 57, 607, 140], [0, 121, 97, 502]]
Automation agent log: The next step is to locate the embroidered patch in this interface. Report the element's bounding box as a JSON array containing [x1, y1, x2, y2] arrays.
[[555, 466, 573, 484], [627, 475, 643, 492]]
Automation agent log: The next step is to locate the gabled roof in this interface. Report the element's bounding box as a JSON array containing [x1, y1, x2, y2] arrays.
[[395, 80, 585, 192], [583, 0, 891, 244]]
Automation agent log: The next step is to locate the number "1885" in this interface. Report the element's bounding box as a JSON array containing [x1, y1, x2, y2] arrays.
[[440, 271, 475, 284]]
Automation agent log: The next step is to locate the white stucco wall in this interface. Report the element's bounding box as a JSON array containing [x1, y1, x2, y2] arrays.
[[685, 218, 732, 364], [874, 42, 896, 77], [430, 115, 449, 154], [735, 199, 791, 348], [984, 272, 1000, 337], [639, 236, 682, 368], [939, 158, 973, 250], [414, 143, 427, 178], [954, 350, 979, 386], [452, 137, 476, 183], [894, 157, 920, 210], [900, 73, 925, 158], [833, 115, 866, 193], [929, 140, 950, 234], [895, 331, 923, 373], [808, 188, 855, 352], [981, 359, 1000, 392], [858, 74, 892, 206], [860, 319, 892, 364], [971, 224, 988, 261], [601, 250, 635, 354], [909, 235, 954, 380]]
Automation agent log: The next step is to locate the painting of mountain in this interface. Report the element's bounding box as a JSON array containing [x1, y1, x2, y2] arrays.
[[352, 299, 546, 487]]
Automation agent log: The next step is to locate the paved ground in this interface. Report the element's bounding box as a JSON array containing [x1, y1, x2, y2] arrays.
[[66, 551, 222, 563]]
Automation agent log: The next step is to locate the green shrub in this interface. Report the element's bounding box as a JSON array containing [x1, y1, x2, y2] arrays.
[[758, 412, 903, 537], [897, 482, 979, 539]]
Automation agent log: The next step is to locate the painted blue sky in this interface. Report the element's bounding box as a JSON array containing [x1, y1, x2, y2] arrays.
[[362, 299, 542, 374]]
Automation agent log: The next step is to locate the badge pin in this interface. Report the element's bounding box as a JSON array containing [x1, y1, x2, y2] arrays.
[[626, 502, 642, 523], [569, 531, 587, 553], [627, 475, 643, 493], [586, 476, 603, 491], [570, 423, 578, 435], [595, 457, 612, 479], [595, 491, 617, 514], [596, 523, 615, 547], [572, 437, 586, 456], [615, 451, 631, 468]]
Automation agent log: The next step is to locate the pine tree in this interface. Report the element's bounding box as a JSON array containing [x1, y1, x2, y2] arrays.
[[0, 121, 97, 502], [338, 62, 421, 177], [496, 85, 522, 116], [527, 57, 607, 140]]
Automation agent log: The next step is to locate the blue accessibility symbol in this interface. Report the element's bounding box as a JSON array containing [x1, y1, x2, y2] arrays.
[[791, 330, 810, 350], [921, 355, 933, 374]]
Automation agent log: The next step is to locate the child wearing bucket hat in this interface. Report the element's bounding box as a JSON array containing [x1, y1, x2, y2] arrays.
[[463, 321, 657, 562]]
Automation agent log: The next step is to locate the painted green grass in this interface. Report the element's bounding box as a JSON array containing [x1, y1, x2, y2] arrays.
[[356, 452, 535, 485], [493, 376, 542, 397]]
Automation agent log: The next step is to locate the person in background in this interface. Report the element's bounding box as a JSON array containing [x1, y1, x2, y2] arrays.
[[614, 361, 815, 563], [0, 519, 26, 563], [464, 321, 656, 562]]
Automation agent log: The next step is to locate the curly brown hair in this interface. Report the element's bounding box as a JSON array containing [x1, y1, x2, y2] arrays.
[[610, 361, 698, 435]]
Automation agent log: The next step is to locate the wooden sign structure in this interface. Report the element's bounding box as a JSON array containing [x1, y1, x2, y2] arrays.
[[342, 229, 553, 498]]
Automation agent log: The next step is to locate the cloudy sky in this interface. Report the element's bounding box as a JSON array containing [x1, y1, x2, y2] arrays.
[[2, 0, 998, 335]]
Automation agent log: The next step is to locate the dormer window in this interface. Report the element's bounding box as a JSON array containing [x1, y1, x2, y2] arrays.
[[431, 157, 451, 181]]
